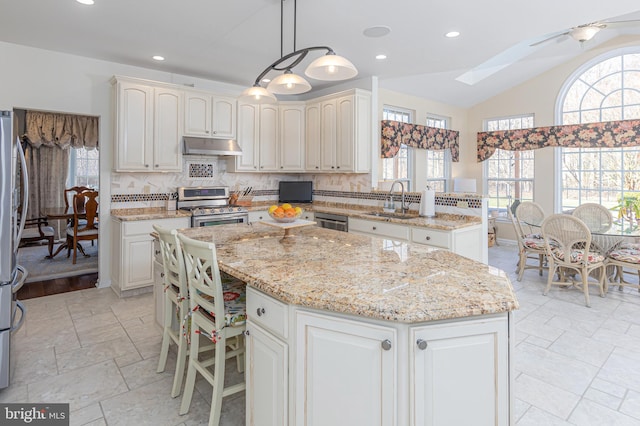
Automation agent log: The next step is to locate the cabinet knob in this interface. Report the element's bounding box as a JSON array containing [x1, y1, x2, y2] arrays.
[[416, 339, 428, 350], [258, 216, 263, 220], [244, 330, 250, 336], [337, 166, 340, 169], [205, 130, 210, 134], [213, 131, 217, 134], [256, 307, 265, 316], [155, 164, 159, 168], [155, 250, 161, 255], [331, 166, 335, 169], [372, 226, 377, 230], [381, 339, 392, 351], [160, 272, 164, 278], [315, 166, 319, 169], [145, 164, 149, 168], [425, 236, 431, 241]]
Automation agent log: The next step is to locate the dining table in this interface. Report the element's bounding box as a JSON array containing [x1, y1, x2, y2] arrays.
[[42, 206, 89, 259]]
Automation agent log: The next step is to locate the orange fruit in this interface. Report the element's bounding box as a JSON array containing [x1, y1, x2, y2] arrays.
[[284, 209, 296, 217]]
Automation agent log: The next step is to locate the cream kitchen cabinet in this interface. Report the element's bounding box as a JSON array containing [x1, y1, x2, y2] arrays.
[[349, 217, 410, 241], [229, 103, 278, 172], [278, 103, 305, 171], [410, 316, 510, 426], [295, 310, 397, 426], [112, 78, 183, 172], [248, 210, 268, 223], [305, 89, 371, 173], [246, 287, 289, 426], [111, 216, 189, 296], [184, 91, 236, 138], [411, 224, 483, 262]]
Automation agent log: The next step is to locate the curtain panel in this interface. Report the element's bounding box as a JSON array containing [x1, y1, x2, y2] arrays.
[[476, 119, 640, 162], [24, 110, 99, 149], [381, 120, 460, 162]]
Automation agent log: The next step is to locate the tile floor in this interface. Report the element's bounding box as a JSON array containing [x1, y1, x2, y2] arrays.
[[1, 242, 640, 425]]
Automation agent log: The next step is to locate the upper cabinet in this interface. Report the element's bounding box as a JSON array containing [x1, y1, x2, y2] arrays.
[[112, 76, 239, 172], [184, 91, 236, 138], [113, 78, 183, 172], [306, 89, 371, 173]]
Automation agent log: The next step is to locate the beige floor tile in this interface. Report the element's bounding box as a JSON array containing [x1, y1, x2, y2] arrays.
[[0, 382, 28, 403], [69, 403, 104, 426], [516, 406, 573, 425], [56, 337, 138, 373], [514, 373, 580, 420], [119, 354, 176, 390], [583, 388, 623, 410], [12, 346, 58, 386], [76, 322, 129, 347], [598, 350, 640, 394], [569, 399, 640, 426], [73, 311, 120, 334], [548, 331, 615, 367], [27, 360, 128, 411], [620, 390, 640, 421]]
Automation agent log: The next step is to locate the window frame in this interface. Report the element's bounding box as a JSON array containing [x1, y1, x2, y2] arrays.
[[424, 113, 452, 192], [555, 46, 640, 213], [482, 113, 535, 217], [381, 105, 413, 189], [68, 146, 99, 190]]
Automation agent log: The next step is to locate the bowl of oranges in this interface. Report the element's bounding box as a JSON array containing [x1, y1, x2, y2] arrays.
[[268, 203, 303, 223]]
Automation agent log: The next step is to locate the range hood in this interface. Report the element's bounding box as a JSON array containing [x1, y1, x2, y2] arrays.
[[183, 136, 242, 156]]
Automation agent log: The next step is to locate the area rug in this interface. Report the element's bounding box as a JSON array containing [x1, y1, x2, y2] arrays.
[[16, 242, 98, 283]]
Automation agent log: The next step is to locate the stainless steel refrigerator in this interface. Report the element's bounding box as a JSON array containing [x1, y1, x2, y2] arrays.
[[0, 110, 28, 389]]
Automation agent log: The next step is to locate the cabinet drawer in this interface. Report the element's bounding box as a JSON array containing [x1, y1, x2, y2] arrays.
[[349, 218, 409, 241], [122, 217, 190, 236], [411, 227, 450, 249], [247, 287, 288, 339]]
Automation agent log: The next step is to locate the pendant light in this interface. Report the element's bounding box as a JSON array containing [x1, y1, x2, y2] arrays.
[[238, 0, 357, 104]]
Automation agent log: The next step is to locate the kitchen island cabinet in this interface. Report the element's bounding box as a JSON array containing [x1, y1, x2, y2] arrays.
[[178, 223, 517, 426]]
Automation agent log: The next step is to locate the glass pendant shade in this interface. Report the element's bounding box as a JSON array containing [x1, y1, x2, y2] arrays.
[[305, 53, 358, 81], [238, 85, 277, 104], [266, 71, 312, 94]]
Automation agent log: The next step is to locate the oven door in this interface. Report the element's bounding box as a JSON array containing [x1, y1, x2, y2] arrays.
[[192, 213, 249, 227]]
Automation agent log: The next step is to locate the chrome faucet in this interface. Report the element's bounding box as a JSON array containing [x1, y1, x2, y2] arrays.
[[388, 180, 409, 213]]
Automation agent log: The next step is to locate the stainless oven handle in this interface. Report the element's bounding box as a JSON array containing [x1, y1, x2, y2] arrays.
[[13, 265, 28, 294]]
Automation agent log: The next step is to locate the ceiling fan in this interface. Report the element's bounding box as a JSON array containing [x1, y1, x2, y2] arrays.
[[456, 18, 640, 86], [531, 20, 640, 47]]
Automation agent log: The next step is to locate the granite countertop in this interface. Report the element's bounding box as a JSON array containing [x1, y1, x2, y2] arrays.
[[178, 223, 518, 324], [111, 207, 192, 221], [248, 202, 481, 231]]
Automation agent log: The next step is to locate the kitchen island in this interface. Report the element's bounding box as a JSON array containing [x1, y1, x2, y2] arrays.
[[178, 222, 518, 426]]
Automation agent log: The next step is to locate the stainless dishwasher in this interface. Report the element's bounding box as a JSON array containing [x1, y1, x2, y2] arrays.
[[314, 212, 348, 232]]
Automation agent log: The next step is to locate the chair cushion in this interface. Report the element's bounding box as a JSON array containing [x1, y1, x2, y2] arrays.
[[198, 274, 247, 328], [22, 226, 54, 238], [620, 242, 640, 250], [523, 236, 546, 250], [609, 248, 640, 264], [66, 226, 98, 237], [551, 248, 605, 263]]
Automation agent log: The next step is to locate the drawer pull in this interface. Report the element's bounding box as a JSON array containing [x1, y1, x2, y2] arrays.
[[256, 307, 265, 317], [381, 339, 392, 351], [425, 236, 431, 241], [372, 226, 377, 230], [416, 339, 428, 350], [160, 272, 164, 278], [155, 250, 161, 255]]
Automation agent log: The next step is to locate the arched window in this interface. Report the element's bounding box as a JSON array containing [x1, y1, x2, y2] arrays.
[[557, 48, 640, 211]]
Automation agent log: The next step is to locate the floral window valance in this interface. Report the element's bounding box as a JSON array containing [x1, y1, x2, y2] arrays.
[[477, 119, 640, 162], [23, 110, 99, 149], [381, 120, 460, 162]]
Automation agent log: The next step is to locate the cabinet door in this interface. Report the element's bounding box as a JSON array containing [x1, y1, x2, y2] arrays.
[[184, 91, 211, 136], [336, 95, 354, 172], [248, 210, 268, 224], [411, 317, 509, 426], [259, 104, 279, 171], [116, 82, 153, 171], [211, 96, 236, 138], [153, 88, 183, 171], [246, 321, 288, 426], [319, 100, 337, 171], [305, 102, 321, 171], [122, 236, 155, 289], [296, 311, 397, 426], [236, 102, 259, 171], [279, 104, 305, 171]]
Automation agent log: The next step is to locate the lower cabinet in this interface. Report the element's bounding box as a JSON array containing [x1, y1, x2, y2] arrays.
[[245, 288, 512, 426], [245, 321, 288, 426], [410, 317, 509, 426], [248, 210, 268, 224], [349, 217, 410, 241], [111, 216, 189, 296], [295, 311, 397, 426]]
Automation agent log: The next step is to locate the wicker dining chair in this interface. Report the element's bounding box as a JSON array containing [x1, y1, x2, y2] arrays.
[[572, 203, 613, 233], [541, 214, 607, 307], [512, 201, 547, 281]]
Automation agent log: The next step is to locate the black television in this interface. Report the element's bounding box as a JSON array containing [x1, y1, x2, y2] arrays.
[[278, 181, 313, 204]]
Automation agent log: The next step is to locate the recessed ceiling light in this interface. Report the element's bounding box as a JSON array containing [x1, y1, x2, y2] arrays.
[[262, 78, 271, 83], [375, 54, 387, 60], [76, 0, 95, 5], [152, 55, 165, 61], [363, 26, 392, 38], [445, 31, 460, 38]]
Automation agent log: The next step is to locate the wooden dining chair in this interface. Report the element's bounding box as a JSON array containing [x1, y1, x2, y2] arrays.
[[64, 186, 92, 228], [66, 190, 98, 264], [18, 217, 56, 258]]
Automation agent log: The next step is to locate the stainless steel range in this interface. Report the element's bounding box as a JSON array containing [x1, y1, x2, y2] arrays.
[[177, 186, 249, 227]]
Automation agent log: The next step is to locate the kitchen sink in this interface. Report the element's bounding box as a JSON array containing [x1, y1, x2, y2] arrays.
[[365, 211, 421, 220]]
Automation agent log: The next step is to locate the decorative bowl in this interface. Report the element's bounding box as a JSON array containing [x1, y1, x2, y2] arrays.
[[268, 206, 303, 223]]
